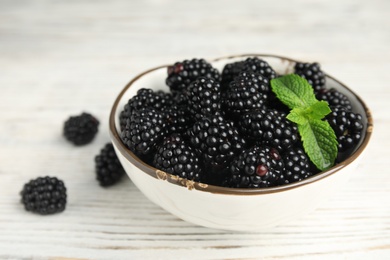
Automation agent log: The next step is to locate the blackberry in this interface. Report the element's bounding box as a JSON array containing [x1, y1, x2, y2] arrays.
[[221, 61, 245, 91], [238, 108, 299, 151], [95, 143, 125, 187], [294, 62, 326, 91], [316, 88, 352, 111], [163, 104, 193, 134], [278, 148, 312, 185], [185, 77, 221, 120], [186, 115, 246, 174], [63, 112, 99, 145], [222, 71, 269, 116], [121, 107, 168, 157], [153, 134, 202, 182], [20, 176, 67, 215], [227, 146, 284, 188], [119, 89, 173, 131], [242, 57, 277, 80], [166, 58, 221, 94], [326, 106, 364, 153]]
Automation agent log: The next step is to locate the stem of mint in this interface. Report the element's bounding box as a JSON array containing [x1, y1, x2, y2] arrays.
[[270, 74, 338, 171]]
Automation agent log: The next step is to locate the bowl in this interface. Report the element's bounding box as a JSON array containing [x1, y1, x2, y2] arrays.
[[109, 54, 373, 232]]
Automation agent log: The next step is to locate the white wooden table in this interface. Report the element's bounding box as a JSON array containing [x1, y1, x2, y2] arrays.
[[1, 0, 389, 259]]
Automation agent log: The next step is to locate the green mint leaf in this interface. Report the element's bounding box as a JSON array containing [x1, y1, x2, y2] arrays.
[[270, 74, 318, 109], [286, 108, 307, 125], [271, 74, 338, 170], [287, 101, 331, 125], [305, 101, 332, 120], [298, 118, 338, 171]]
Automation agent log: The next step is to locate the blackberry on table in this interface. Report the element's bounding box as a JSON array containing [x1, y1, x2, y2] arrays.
[[121, 107, 168, 157], [238, 108, 299, 151], [294, 62, 326, 91], [326, 106, 364, 153], [222, 71, 270, 116], [316, 88, 352, 111], [221, 61, 245, 91], [119, 89, 173, 131], [278, 147, 312, 185], [95, 143, 125, 187], [153, 134, 202, 182], [20, 176, 67, 215], [185, 77, 222, 120], [227, 145, 284, 188], [243, 57, 277, 81], [166, 58, 221, 94], [186, 115, 246, 175], [63, 112, 99, 146]]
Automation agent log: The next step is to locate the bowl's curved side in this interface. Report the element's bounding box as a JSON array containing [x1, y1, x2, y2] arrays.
[[112, 142, 360, 231]]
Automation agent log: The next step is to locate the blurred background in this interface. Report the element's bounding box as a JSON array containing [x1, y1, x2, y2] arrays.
[[1, 0, 389, 259]]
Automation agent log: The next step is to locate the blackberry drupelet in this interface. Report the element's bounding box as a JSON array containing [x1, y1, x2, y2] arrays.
[[278, 147, 312, 185], [121, 107, 168, 157], [119, 89, 173, 131], [185, 77, 221, 120], [153, 134, 202, 182], [242, 57, 277, 81], [63, 112, 99, 145], [222, 71, 270, 116], [186, 115, 246, 175], [294, 62, 326, 91], [166, 58, 221, 94], [238, 108, 299, 151], [221, 61, 245, 91], [227, 145, 284, 188], [95, 143, 125, 187], [316, 88, 352, 111], [326, 106, 364, 153], [20, 176, 67, 215]]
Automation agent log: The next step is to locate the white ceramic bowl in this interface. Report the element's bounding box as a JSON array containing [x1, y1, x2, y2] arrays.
[[109, 54, 373, 232]]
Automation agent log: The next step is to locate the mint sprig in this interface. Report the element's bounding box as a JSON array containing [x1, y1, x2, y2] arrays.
[[271, 74, 338, 171]]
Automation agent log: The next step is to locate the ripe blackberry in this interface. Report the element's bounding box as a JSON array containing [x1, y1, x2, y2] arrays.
[[187, 115, 246, 174], [326, 106, 364, 153], [227, 145, 284, 188], [119, 89, 173, 131], [63, 112, 99, 145], [20, 176, 67, 215], [316, 88, 352, 111], [294, 62, 326, 91], [278, 148, 312, 185], [222, 71, 269, 116], [185, 77, 221, 120], [242, 57, 277, 80], [153, 134, 202, 182], [95, 143, 125, 187], [163, 104, 193, 134], [121, 107, 168, 157], [221, 61, 245, 91], [238, 108, 299, 151], [166, 58, 221, 94]]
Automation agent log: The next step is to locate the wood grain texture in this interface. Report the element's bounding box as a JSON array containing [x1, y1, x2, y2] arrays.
[[0, 0, 389, 259]]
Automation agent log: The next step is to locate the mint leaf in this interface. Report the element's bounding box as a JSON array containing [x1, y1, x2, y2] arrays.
[[298, 118, 338, 171], [271, 74, 338, 171], [270, 74, 317, 109], [286, 108, 307, 125], [305, 101, 332, 120]]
